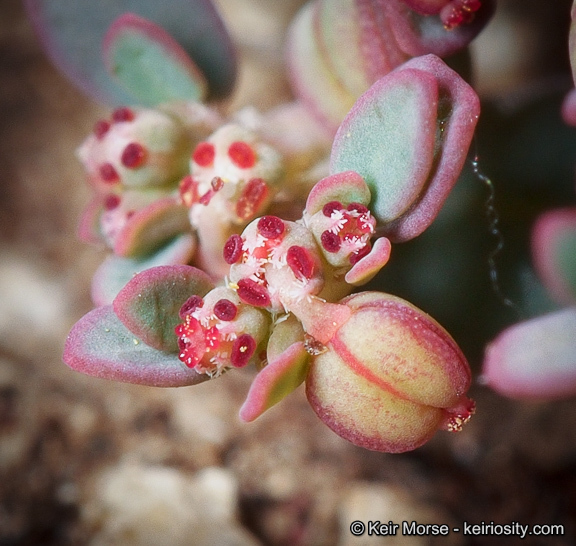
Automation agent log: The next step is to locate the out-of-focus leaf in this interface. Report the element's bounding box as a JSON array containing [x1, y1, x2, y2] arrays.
[[114, 198, 191, 258], [104, 13, 207, 104], [532, 207, 576, 305], [92, 234, 197, 306], [483, 308, 576, 399], [25, 0, 236, 105]]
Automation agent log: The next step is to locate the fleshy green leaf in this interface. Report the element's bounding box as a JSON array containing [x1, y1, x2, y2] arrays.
[[330, 54, 480, 242], [345, 236, 392, 285], [63, 306, 209, 387], [532, 207, 576, 305], [239, 342, 310, 422], [305, 171, 371, 216], [78, 197, 105, 245], [25, 0, 236, 105], [92, 234, 196, 306], [286, 1, 357, 131], [113, 265, 214, 352], [483, 308, 576, 399], [104, 13, 207, 104], [114, 197, 192, 258]]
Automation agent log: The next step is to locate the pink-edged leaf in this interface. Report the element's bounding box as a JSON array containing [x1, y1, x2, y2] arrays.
[[113, 197, 191, 258], [482, 308, 576, 399], [92, 234, 196, 306], [113, 265, 214, 352], [239, 342, 310, 422], [305, 171, 371, 216], [25, 0, 236, 105], [532, 207, 576, 305], [78, 196, 105, 245], [104, 13, 207, 105], [316, 0, 403, 98], [331, 65, 438, 226], [286, 1, 357, 131], [330, 54, 480, 242], [64, 305, 209, 387], [561, 88, 576, 127], [345, 236, 392, 285]]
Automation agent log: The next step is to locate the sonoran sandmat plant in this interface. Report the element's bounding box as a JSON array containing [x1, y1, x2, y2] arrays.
[[31, 0, 570, 453]]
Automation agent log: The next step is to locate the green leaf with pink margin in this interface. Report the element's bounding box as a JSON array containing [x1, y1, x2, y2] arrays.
[[345, 237, 392, 285], [532, 208, 576, 306], [24, 0, 236, 105], [239, 342, 310, 422], [113, 197, 191, 258], [113, 265, 214, 352], [78, 197, 104, 245], [305, 171, 371, 216], [316, 0, 406, 98], [286, 1, 357, 131], [104, 13, 207, 105], [63, 305, 209, 387], [482, 308, 576, 399], [330, 54, 480, 242], [240, 315, 310, 421], [92, 234, 196, 306]]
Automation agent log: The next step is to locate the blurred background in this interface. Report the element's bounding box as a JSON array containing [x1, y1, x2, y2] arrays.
[[1, 0, 575, 544]]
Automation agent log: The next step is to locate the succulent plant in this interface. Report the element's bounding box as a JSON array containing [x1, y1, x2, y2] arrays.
[[63, 50, 480, 453]]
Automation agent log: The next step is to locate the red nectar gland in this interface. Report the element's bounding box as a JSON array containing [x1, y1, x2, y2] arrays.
[[179, 295, 204, 319], [121, 142, 147, 169], [231, 334, 256, 367], [236, 278, 271, 308], [223, 234, 244, 264], [103, 194, 121, 210], [93, 120, 110, 140], [320, 230, 341, 253], [99, 162, 120, 183], [236, 178, 269, 221], [228, 141, 256, 169], [112, 107, 135, 123], [192, 142, 215, 167], [286, 245, 315, 280], [322, 201, 344, 217], [213, 299, 238, 321], [257, 216, 285, 239]]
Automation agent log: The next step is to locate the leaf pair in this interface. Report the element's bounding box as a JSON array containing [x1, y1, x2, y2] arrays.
[[25, 0, 236, 105]]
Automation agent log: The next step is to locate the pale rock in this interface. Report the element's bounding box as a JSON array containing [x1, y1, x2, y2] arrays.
[[86, 462, 260, 546], [338, 483, 463, 546]]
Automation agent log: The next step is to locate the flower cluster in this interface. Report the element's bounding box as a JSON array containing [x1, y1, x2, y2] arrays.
[[51, 0, 485, 452], [76, 103, 321, 305]]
